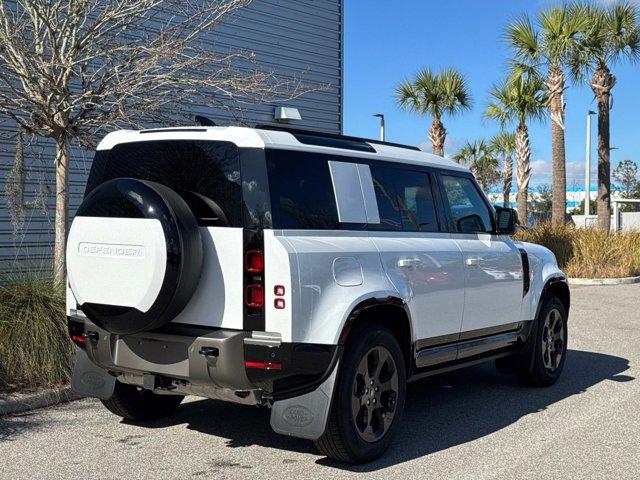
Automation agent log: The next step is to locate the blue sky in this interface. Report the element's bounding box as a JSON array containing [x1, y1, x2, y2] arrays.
[[343, 0, 640, 187]]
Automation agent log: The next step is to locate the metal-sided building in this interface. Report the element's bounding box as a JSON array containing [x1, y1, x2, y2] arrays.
[[0, 0, 344, 273]]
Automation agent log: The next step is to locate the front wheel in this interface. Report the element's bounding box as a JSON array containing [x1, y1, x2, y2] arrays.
[[517, 294, 568, 387], [101, 381, 184, 421], [314, 325, 406, 464]]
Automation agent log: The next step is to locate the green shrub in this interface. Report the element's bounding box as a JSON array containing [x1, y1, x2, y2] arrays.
[[0, 270, 72, 393], [514, 221, 575, 268], [515, 223, 640, 278]]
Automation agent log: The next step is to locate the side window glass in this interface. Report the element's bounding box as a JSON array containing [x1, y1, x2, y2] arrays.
[[266, 150, 340, 229], [440, 175, 493, 233], [371, 167, 439, 232]]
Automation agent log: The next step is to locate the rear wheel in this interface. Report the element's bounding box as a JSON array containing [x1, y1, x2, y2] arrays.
[[314, 325, 406, 464], [101, 381, 184, 421]]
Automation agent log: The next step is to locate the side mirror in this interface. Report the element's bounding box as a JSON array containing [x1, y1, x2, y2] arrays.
[[495, 207, 517, 235]]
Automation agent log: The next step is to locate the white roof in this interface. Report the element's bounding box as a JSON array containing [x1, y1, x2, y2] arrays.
[[96, 126, 469, 173]]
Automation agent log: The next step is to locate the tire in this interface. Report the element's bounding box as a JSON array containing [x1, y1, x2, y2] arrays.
[[314, 325, 406, 464], [101, 381, 184, 422], [72, 178, 203, 334], [516, 294, 568, 387]]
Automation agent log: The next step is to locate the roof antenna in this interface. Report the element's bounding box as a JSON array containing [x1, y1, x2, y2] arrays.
[[195, 115, 216, 127]]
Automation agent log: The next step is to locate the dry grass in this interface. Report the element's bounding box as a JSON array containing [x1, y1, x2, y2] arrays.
[[0, 270, 73, 393], [515, 223, 640, 278]]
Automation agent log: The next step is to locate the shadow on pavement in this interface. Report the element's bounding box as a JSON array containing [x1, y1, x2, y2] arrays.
[[125, 349, 633, 470]]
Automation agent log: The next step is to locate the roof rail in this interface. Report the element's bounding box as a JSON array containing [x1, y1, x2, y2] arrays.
[[255, 124, 421, 152]]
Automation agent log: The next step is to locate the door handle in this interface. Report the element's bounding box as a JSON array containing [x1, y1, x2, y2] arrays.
[[398, 258, 422, 268], [465, 256, 480, 267]]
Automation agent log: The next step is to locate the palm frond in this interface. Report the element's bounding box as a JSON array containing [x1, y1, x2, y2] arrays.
[[490, 131, 517, 156], [606, 1, 640, 64], [506, 14, 540, 63], [395, 67, 472, 119]]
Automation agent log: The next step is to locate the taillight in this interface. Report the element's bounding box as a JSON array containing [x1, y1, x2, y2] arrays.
[[245, 250, 264, 273], [71, 335, 86, 346], [245, 284, 264, 308], [244, 361, 282, 370]]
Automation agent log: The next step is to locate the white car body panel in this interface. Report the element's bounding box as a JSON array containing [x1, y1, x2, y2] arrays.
[[454, 233, 525, 332], [517, 241, 566, 320], [276, 230, 398, 345], [263, 229, 295, 342], [171, 227, 244, 330], [370, 231, 465, 340]]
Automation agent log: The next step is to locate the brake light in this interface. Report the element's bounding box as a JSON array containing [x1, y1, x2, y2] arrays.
[[244, 361, 282, 370], [71, 335, 86, 346], [245, 284, 264, 308], [245, 250, 264, 273]]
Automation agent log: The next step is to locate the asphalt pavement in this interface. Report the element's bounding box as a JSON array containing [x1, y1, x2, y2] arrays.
[[1, 284, 638, 479]]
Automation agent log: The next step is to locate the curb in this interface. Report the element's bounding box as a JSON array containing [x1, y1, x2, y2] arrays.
[[568, 276, 640, 286], [0, 386, 81, 417]]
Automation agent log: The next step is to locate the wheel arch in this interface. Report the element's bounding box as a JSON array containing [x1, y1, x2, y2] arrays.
[[543, 277, 570, 316], [338, 297, 413, 373]]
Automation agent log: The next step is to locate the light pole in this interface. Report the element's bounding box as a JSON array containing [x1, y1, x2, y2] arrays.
[[585, 110, 596, 216], [373, 113, 385, 142]]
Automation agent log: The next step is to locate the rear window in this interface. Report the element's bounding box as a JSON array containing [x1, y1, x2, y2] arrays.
[[265, 149, 340, 230], [86, 140, 243, 226]]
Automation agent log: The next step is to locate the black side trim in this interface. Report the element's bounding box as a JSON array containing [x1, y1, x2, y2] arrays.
[[412, 321, 534, 372], [338, 296, 413, 346], [519, 248, 530, 296]]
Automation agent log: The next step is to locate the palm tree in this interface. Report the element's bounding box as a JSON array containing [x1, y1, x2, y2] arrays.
[[506, 6, 588, 225], [396, 68, 472, 156], [453, 140, 501, 192], [490, 132, 517, 208], [570, 2, 640, 231], [485, 74, 547, 224]]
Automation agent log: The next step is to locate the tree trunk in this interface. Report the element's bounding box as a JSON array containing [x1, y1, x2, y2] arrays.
[[591, 64, 616, 232], [428, 117, 446, 157], [515, 122, 531, 225], [503, 154, 513, 208], [548, 66, 566, 225], [53, 135, 71, 287]]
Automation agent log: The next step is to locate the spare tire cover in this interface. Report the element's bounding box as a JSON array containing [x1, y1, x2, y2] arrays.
[[67, 178, 203, 334]]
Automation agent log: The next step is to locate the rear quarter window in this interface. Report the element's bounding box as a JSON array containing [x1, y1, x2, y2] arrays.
[[265, 149, 340, 230]]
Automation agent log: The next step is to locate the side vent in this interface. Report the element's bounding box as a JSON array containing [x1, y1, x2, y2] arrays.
[[518, 248, 530, 297]]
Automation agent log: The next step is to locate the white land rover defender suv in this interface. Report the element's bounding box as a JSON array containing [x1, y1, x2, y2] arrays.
[[67, 125, 569, 464]]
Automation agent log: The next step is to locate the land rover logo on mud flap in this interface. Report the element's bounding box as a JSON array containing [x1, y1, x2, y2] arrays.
[[282, 406, 314, 427], [81, 371, 105, 389], [78, 242, 145, 259]]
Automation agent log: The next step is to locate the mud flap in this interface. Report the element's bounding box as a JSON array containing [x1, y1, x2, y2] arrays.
[[270, 361, 339, 440], [71, 347, 116, 400]]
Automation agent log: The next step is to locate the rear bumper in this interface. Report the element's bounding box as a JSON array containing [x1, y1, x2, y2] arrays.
[[68, 315, 339, 403]]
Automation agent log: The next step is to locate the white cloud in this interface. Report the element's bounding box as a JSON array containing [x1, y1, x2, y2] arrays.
[[417, 137, 460, 159], [530, 159, 587, 185]]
